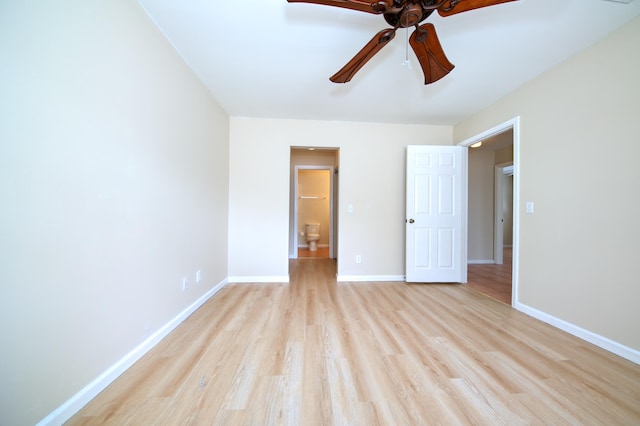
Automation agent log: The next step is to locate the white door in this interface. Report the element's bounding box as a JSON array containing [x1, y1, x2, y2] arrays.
[[406, 145, 466, 283]]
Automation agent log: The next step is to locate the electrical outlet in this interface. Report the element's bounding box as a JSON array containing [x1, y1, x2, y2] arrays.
[[196, 270, 202, 283], [356, 255, 362, 264], [182, 276, 189, 291]]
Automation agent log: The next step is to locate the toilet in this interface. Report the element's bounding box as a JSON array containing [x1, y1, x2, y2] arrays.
[[305, 223, 320, 251]]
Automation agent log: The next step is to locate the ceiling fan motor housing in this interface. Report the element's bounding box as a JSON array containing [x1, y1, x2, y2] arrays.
[[384, 2, 434, 28]]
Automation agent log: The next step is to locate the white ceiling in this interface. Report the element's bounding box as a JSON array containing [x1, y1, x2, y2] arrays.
[[138, 0, 640, 125]]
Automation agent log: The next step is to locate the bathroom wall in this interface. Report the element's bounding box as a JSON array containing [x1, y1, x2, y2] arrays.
[[298, 169, 331, 247]]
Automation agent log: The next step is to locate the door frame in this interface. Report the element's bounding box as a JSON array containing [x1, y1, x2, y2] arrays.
[[494, 161, 513, 265], [458, 117, 520, 306], [293, 165, 335, 259]]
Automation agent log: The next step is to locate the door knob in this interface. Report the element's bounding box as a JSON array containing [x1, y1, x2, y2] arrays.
[[409, 219, 415, 224]]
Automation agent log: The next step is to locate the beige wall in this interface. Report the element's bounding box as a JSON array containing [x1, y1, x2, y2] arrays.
[[495, 144, 514, 247], [468, 142, 514, 261], [0, 1, 229, 424], [502, 175, 514, 246], [495, 144, 514, 165], [468, 149, 496, 262], [455, 17, 640, 352], [229, 118, 452, 279]]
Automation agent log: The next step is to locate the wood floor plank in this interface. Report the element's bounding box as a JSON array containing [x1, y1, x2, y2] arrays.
[[467, 248, 513, 304], [67, 258, 640, 425], [301, 325, 332, 425]]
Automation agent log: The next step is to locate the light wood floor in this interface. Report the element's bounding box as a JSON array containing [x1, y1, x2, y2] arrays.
[[68, 258, 640, 425], [297, 247, 513, 304], [298, 247, 330, 258], [467, 248, 512, 305]]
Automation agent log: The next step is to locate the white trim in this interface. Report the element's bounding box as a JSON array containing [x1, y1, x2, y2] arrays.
[[515, 302, 640, 365], [337, 275, 405, 282], [494, 161, 513, 265], [37, 278, 228, 426], [228, 276, 290, 283], [461, 148, 469, 283], [468, 260, 495, 265]]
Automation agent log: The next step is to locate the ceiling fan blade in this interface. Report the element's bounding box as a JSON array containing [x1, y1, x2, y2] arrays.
[[437, 0, 517, 17], [287, 0, 383, 14], [409, 23, 454, 85], [330, 28, 396, 83]]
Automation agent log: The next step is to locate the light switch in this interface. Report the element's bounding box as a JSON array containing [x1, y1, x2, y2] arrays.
[[526, 202, 534, 214], [348, 204, 353, 213]]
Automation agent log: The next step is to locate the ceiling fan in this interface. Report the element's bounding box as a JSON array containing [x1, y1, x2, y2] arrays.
[[287, 0, 518, 84]]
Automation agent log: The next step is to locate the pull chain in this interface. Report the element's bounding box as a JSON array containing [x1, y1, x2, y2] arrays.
[[402, 27, 412, 70]]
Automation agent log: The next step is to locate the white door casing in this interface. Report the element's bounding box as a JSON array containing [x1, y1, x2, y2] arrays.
[[494, 162, 513, 265], [458, 116, 520, 306], [406, 145, 467, 283]]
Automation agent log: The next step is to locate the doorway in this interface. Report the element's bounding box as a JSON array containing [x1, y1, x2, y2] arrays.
[[295, 167, 333, 258], [289, 148, 339, 260], [458, 118, 520, 306]]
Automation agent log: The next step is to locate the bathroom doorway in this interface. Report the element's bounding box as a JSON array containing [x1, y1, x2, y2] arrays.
[[289, 148, 339, 260]]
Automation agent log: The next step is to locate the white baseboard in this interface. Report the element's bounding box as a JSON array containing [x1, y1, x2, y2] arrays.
[[37, 278, 228, 426], [337, 275, 405, 282], [468, 259, 495, 264], [514, 301, 640, 365], [228, 276, 290, 283]]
